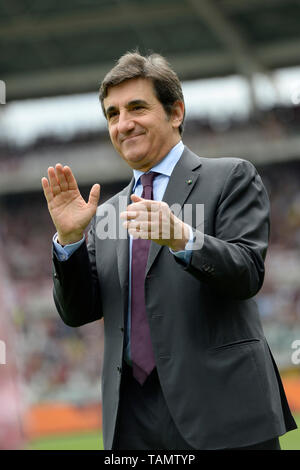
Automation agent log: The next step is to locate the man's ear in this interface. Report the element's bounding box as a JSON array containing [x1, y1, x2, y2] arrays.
[[171, 100, 185, 131]]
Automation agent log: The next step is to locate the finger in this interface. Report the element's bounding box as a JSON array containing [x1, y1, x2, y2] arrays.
[[131, 214, 162, 238], [123, 220, 132, 230], [63, 165, 79, 191], [130, 194, 152, 209], [139, 229, 151, 240], [127, 200, 154, 213], [88, 184, 101, 211], [41, 177, 54, 204], [120, 211, 137, 220], [55, 163, 69, 191], [47, 166, 61, 195], [123, 219, 142, 230], [130, 194, 143, 203], [126, 220, 152, 236]]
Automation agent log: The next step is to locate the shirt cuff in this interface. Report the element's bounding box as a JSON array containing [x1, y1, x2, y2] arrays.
[[52, 233, 85, 261], [169, 225, 194, 265]]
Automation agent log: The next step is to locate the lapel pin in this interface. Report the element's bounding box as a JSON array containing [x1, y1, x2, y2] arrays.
[[186, 179, 192, 185]]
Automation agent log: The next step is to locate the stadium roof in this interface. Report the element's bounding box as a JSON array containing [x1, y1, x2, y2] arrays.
[[1, 0, 300, 102]]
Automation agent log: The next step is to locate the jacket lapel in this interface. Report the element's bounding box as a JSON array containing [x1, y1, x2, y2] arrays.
[[116, 178, 134, 299], [146, 146, 202, 275]]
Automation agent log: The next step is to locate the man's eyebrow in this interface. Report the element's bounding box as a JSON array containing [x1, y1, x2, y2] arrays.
[[127, 99, 148, 107], [105, 105, 117, 117], [106, 99, 149, 115]]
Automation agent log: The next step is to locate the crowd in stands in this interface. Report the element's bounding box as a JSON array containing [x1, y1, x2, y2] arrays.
[[0, 189, 109, 406], [0, 112, 299, 407], [255, 161, 300, 366]]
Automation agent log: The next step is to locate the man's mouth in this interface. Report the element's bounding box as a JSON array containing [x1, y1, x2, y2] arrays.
[[122, 133, 144, 143]]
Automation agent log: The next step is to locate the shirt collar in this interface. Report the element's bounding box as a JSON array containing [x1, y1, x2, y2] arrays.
[[132, 140, 184, 190]]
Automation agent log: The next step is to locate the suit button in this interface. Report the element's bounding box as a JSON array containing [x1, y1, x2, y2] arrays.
[[117, 366, 122, 374], [54, 272, 58, 279], [202, 264, 214, 273]]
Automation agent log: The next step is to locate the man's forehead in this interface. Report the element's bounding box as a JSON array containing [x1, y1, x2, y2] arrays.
[[104, 77, 156, 106]]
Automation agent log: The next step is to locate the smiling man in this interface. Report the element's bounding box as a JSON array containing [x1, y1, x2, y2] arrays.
[[42, 51, 297, 450], [103, 77, 184, 172]]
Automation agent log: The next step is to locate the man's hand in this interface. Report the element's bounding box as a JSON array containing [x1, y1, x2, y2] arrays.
[[120, 194, 190, 252], [41, 164, 100, 246]]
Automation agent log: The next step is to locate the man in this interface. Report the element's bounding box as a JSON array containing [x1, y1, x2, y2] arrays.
[[42, 51, 297, 450]]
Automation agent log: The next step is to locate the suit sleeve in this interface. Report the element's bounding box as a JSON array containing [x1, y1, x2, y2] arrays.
[[52, 215, 103, 327], [176, 159, 270, 300]]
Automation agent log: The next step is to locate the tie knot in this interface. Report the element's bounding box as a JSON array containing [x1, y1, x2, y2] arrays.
[[140, 171, 159, 189]]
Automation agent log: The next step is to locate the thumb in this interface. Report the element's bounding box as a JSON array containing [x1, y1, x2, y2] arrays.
[[88, 183, 101, 210], [131, 193, 144, 203]]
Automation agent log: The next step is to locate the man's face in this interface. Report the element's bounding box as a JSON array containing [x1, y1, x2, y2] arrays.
[[103, 78, 183, 172]]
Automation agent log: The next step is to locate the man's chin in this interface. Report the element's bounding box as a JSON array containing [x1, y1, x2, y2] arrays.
[[121, 152, 148, 169]]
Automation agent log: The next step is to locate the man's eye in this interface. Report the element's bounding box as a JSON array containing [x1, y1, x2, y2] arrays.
[[108, 112, 118, 120]]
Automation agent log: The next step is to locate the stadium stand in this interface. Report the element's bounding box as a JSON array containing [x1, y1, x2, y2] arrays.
[[1, 0, 299, 448]]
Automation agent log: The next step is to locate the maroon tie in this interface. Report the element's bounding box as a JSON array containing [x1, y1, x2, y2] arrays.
[[131, 172, 159, 385]]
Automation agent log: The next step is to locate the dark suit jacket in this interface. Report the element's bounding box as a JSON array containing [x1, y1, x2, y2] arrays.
[[52, 146, 297, 449]]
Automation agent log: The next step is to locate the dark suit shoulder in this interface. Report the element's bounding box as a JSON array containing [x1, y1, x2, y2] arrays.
[[183, 146, 256, 175], [195, 155, 258, 186], [198, 154, 254, 171]]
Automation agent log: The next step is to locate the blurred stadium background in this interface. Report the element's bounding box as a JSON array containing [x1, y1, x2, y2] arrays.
[[0, 0, 300, 450]]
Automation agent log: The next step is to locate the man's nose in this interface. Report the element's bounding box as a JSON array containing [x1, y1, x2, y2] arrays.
[[117, 110, 135, 134]]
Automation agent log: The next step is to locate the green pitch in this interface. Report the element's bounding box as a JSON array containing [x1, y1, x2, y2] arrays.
[[27, 414, 300, 450], [26, 430, 103, 450]]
